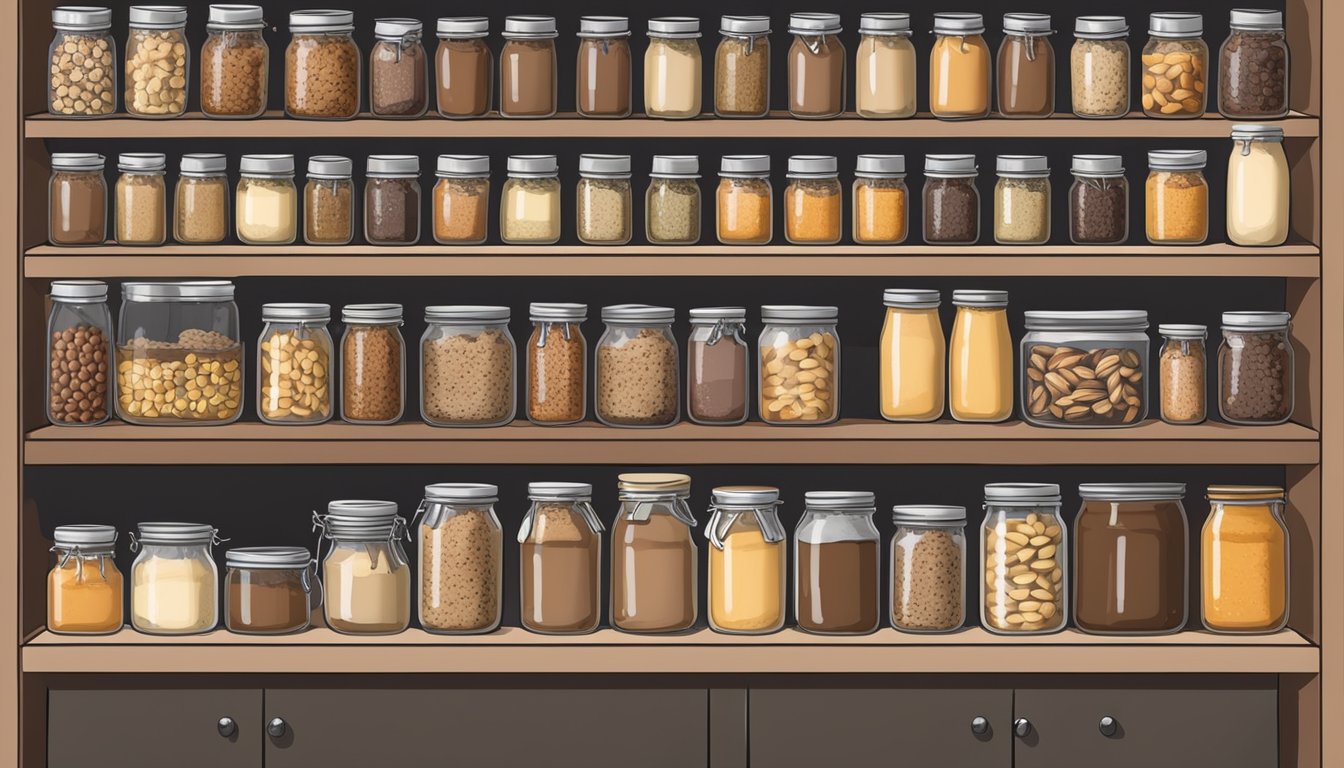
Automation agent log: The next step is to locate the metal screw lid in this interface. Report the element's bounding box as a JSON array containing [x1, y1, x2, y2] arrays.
[[761, 305, 838, 322], [720, 155, 770, 177], [51, 280, 108, 301], [805, 491, 876, 509], [375, 17, 422, 39], [436, 154, 490, 177], [226, 546, 312, 569], [341, 303, 402, 323], [1158, 323, 1207, 338], [129, 5, 187, 27], [1221, 310, 1291, 330], [924, 154, 978, 177], [711, 486, 780, 506], [117, 153, 166, 172], [1071, 154, 1125, 176], [240, 154, 296, 176], [208, 5, 265, 30], [690, 306, 747, 324], [1148, 150, 1207, 171], [425, 483, 499, 503], [996, 155, 1050, 177], [135, 521, 219, 545], [366, 155, 420, 177], [984, 483, 1062, 504], [860, 13, 911, 35], [720, 15, 770, 36], [307, 155, 352, 178], [122, 280, 236, 301], [892, 505, 967, 524], [506, 155, 559, 177], [54, 524, 118, 548], [1074, 15, 1128, 38], [528, 482, 593, 500], [51, 153, 105, 171], [1023, 310, 1149, 331], [437, 17, 489, 38], [787, 155, 839, 179], [180, 153, 227, 176], [602, 304, 675, 323], [289, 9, 355, 32], [503, 15, 557, 38], [933, 12, 985, 35], [579, 15, 630, 37], [52, 7, 113, 31], [424, 305, 511, 323], [1231, 124, 1285, 141], [1229, 9, 1282, 31], [883, 289, 940, 309], [648, 17, 700, 38], [578, 154, 632, 178], [529, 302, 587, 322], [952, 289, 1008, 308], [788, 12, 842, 35], [262, 302, 331, 322], [1148, 12, 1202, 37], [651, 155, 700, 178], [1079, 483, 1187, 500], [856, 154, 906, 177]]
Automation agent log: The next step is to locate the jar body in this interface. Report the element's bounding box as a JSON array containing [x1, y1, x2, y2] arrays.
[[646, 178, 701, 244], [795, 509, 881, 635], [891, 522, 965, 633], [49, 553, 123, 634], [759, 321, 839, 424], [175, 175, 229, 244], [853, 177, 908, 244], [1074, 497, 1188, 634], [645, 37, 701, 118], [237, 175, 298, 245], [788, 34, 845, 119], [501, 177, 561, 244], [125, 23, 189, 118], [419, 502, 503, 634], [784, 177, 842, 244], [994, 176, 1051, 244], [1070, 37, 1129, 118], [982, 505, 1066, 634], [527, 321, 587, 425], [421, 320, 516, 427], [880, 306, 945, 422], [1141, 35, 1208, 118], [47, 296, 112, 426], [856, 34, 916, 118], [930, 33, 990, 119], [1145, 169, 1208, 244], [1218, 328, 1293, 425], [577, 177, 633, 245], [370, 37, 428, 118], [1160, 336, 1206, 424], [48, 26, 117, 117], [612, 503, 698, 633], [49, 168, 107, 245], [997, 34, 1054, 117], [365, 177, 422, 245], [1227, 139, 1289, 247], [115, 171, 166, 246], [714, 34, 770, 117], [1069, 175, 1128, 244], [433, 177, 490, 244], [520, 500, 602, 634], [131, 544, 218, 635], [116, 295, 243, 425], [500, 39, 557, 118], [687, 324, 748, 425], [436, 37, 492, 118], [923, 177, 980, 244], [716, 177, 772, 244], [577, 37, 632, 118], [341, 322, 405, 424], [708, 510, 785, 634], [258, 319, 333, 425], [286, 31, 360, 119], [596, 322, 680, 427], [202, 27, 268, 118], [225, 566, 311, 635], [949, 306, 1012, 422], [1021, 329, 1149, 427], [1202, 499, 1289, 633], [303, 178, 354, 245], [323, 539, 410, 635], [1219, 29, 1288, 118]]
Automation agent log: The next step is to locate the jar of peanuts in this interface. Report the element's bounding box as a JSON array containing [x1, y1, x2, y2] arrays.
[[286, 10, 360, 120], [48, 6, 117, 117], [257, 303, 334, 425], [784, 155, 842, 245], [981, 483, 1067, 635], [124, 5, 190, 119], [339, 303, 405, 425], [201, 4, 269, 119], [758, 305, 840, 425], [1141, 12, 1208, 119]]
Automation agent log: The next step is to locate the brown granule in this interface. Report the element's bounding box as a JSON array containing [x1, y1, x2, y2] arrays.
[[342, 325, 402, 423], [420, 508, 502, 633], [596, 329, 678, 426], [892, 529, 963, 632], [528, 324, 586, 424], [422, 328, 514, 425]]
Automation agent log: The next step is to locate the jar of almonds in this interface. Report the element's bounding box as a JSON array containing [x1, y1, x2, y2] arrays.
[[124, 5, 190, 119], [258, 303, 334, 425], [758, 305, 839, 425], [981, 483, 1067, 635], [48, 6, 117, 118], [1141, 12, 1208, 119]]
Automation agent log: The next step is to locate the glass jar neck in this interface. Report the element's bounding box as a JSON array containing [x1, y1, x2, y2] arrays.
[[707, 505, 785, 548], [518, 499, 604, 542], [618, 494, 697, 526]]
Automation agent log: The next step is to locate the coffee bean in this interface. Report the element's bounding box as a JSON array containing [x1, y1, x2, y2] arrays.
[[924, 178, 980, 244], [1220, 30, 1288, 118], [49, 324, 109, 425], [1070, 178, 1128, 244]]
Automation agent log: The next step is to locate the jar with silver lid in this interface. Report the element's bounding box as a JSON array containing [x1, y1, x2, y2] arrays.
[[237, 153, 297, 245], [577, 16, 632, 118], [759, 305, 839, 425], [433, 154, 490, 245], [1021, 310, 1150, 427], [787, 12, 845, 119], [930, 13, 991, 120], [519, 482, 604, 634], [414, 483, 504, 634], [717, 154, 772, 244], [224, 546, 318, 635], [715, 15, 771, 118], [853, 154, 908, 244], [304, 155, 354, 245], [501, 154, 561, 245], [125, 5, 189, 118], [314, 500, 410, 635], [1218, 311, 1294, 425], [526, 302, 588, 426], [1145, 150, 1208, 244], [1071, 16, 1129, 118], [49, 153, 107, 245], [286, 9, 360, 120], [891, 505, 966, 633], [339, 303, 405, 424], [923, 154, 980, 245], [48, 524, 123, 635], [994, 155, 1051, 245], [201, 3, 269, 119], [435, 16, 491, 118], [706, 486, 786, 634], [856, 13, 916, 119], [997, 12, 1055, 118], [1219, 9, 1288, 119], [258, 303, 334, 425], [1069, 154, 1128, 245], [175, 153, 229, 244], [1158, 323, 1207, 425], [1227, 124, 1290, 247], [500, 15, 558, 118], [687, 307, 749, 426], [785, 155, 842, 245], [596, 304, 679, 427], [370, 17, 428, 118], [364, 154, 421, 245], [1142, 12, 1208, 118], [795, 491, 881, 635], [421, 306, 516, 427], [47, 280, 113, 426], [577, 154, 632, 245], [646, 155, 701, 245], [115, 152, 167, 246], [645, 17, 702, 119], [129, 522, 223, 635], [981, 483, 1066, 635], [48, 6, 117, 117]]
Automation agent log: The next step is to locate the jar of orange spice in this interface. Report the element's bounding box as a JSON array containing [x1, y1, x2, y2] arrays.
[[1145, 150, 1208, 244], [785, 155, 842, 245], [717, 155, 772, 245], [853, 154, 907, 244], [433, 154, 490, 245]]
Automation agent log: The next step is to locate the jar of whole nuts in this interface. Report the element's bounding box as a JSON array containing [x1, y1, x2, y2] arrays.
[[340, 303, 404, 425], [201, 3, 269, 119], [303, 155, 354, 245], [1141, 12, 1208, 119], [48, 6, 117, 118], [49, 152, 107, 246], [258, 303, 334, 425], [370, 17, 428, 118], [124, 5, 189, 119], [286, 10, 360, 120], [421, 306, 517, 428], [759, 305, 839, 425], [47, 280, 112, 426], [1218, 311, 1295, 425], [1158, 323, 1207, 425], [981, 483, 1067, 635], [114, 152, 167, 246], [1021, 310, 1150, 428]]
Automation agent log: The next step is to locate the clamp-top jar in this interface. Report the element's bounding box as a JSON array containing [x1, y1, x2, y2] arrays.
[[124, 5, 189, 118], [706, 486, 786, 634], [420, 306, 516, 427], [129, 522, 222, 635], [48, 6, 117, 117], [115, 152, 167, 246], [714, 16, 771, 118], [339, 303, 405, 425], [759, 305, 840, 424], [1218, 311, 1294, 425], [364, 154, 421, 245], [930, 13, 991, 120], [370, 18, 427, 118], [500, 15, 558, 118], [856, 13, 915, 119], [285, 9, 360, 119], [257, 303, 333, 425], [795, 491, 881, 635], [787, 13, 845, 119], [224, 546, 316, 635], [49, 153, 107, 245], [1071, 16, 1129, 118], [526, 303, 588, 426], [48, 525, 122, 635], [519, 482, 604, 634], [1228, 124, 1290, 247], [998, 13, 1054, 118], [687, 307, 749, 426], [612, 473, 699, 634], [303, 155, 354, 245], [1020, 310, 1150, 428], [785, 155, 842, 245], [47, 280, 112, 426], [175, 153, 229, 244], [315, 500, 410, 635], [201, 3, 268, 119], [237, 153, 297, 245], [596, 304, 680, 428], [577, 154, 633, 245], [1142, 12, 1208, 118], [981, 483, 1066, 635], [415, 483, 503, 634], [1219, 9, 1288, 119]]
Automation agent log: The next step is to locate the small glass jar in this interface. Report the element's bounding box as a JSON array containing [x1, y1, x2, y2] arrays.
[[1158, 324, 1207, 425], [759, 305, 840, 425], [795, 491, 881, 635], [415, 483, 503, 635], [49, 153, 107, 246], [47, 280, 113, 426], [48, 525, 122, 635], [714, 15, 771, 118], [257, 303, 334, 425], [237, 153, 297, 245], [1021, 310, 1150, 428], [303, 155, 354, 245], [923, 154, 980, 245], [519, 482, 604, 635], [717, 155, 772, 245], [433, 154, 490, 245], [421, 305, 516, 427], [1202, 485, 1289, 634], [596, 304, 680, 428], [501, 154, 561, 245], [576, 16, 632, 118], [1228, 124, 1290, 247], [315, 500, 411, 636], [48, 6, 117, 117], [1141, 12, 1208, 118], [129, 522, 221, 636], [364, 154, 421, 246], [369, 18, 427, 118], [124, 5, 189, 118], [949, 290, 1012, 423], [500, 15, 558, 118], [1219, 9, 1288, 119], [784, 155, 842, 245], [114, 152, 166, 246], [339, 303, 405, 425], [1145, 150, 1208, 245], [998, 13, 1054, 118], [1219, 311, 1295, 425], [930, 13, 991, 120], [201, 4, 268, 119], [994, 155, 1051, 245], [285, 9, 360, 120], [706, 486, 786, 634], [577, 154, 633, 245], [891, 506, 966, 634], [527, 303, 588, 426], [982, 483, 1066, 635], [853, 154, 909, 245], [645, 17, 702, 119], [856, 13, 916, 119], [612, 473, 699, 634], [687, 307, 749, 426], [1071, 16, 1130, 119], [435, 17, 491, 118], [787, 13, 845, 119], [224, 547, 315, 636], [174, 153, 229, 245], [647, 155, 701, 245], [880, 289, 945, 423], [1069, 154, 1128, 245]]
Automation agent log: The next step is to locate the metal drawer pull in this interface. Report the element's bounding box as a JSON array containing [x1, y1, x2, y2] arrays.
[[216, 717, 236, 738], [1014, 717, 1033, 737], [267, 717, 288, 738], [971, 716, 990, 735], [1099, 715, 1118, 737]]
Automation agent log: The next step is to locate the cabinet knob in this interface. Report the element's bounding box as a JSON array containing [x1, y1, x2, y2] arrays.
[[970, 716, 990, 735], [1099, 716, 1118, 737], [267, 717, 288, 738], [1014, 717, 1033, 738], [216, 717, 236, 738]]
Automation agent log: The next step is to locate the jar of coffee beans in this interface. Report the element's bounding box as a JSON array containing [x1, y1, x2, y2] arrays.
[[1069, 154, 1128, 245], [1219, 10, 1289, 120], [1218, 311, 1295, 425], [923, 154, 980, 245], [48, 6, 117, 118], [47, 281, 112, 426]]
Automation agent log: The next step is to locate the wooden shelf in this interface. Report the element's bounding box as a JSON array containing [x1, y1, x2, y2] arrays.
[[24, 420, 1320, 466]]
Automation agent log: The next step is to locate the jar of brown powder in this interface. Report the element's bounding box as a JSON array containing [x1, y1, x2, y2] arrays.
[[577, 16, 632, 118], [714, 15, 771, 118], [1158, 323, 1207, 425], [527, 302, 588, 425], [687, 307, 748, 425], [49, 153, 107, 246], [421, 305, 516, 427], [519, 482, 604, 635], [435, 17, 491, 118], [285, 9, 360, 120], [224, 547, 315, 635], [997, 13, 1055, 118], [174, 153, 229, 244], [201, 4, 268, 119], [433, 154, 489, 245], [114, 152, 166, 246], [596, 304, 680, 428], [370, 17, 427, 118], [787, 13, 845, 119], [499, 15, 557, 118], [612, 473, 698, 634], [340, 303, 404, 424], [304, 155, 354, 245], [416, 483, 503, 634], [364, 154, 421, 245]]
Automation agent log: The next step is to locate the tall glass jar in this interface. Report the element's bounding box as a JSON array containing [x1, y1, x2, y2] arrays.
[[339, 303, 405, 425], [706, 486, 786, 635], [930, 13, 991, 120], [759, 305, 839, 425], [1202, 485, 1289, 634], [1228, 124, 1290, 247], [518, 482, 604, 635], [1069, 154, 1128, 245], [47, 280, 112, 426], [435, 16, 491, 118], [612, 473, 699, 634], [577, 154, 633, 245], [784, 155, 841, 245], [224, 547, 315, 636], [526, 302, 588, 426], [420, 306, 516, 428], [1218, 311, 1295, 425], [303, 155, 354, 245], [124, 5, 189, 118], [114, 153, 166, 246], [982, 483, 1066, 635], [129, 522, 221, 636], [891, 506, 966, 634], [596, 304, 680, 428], [433, 154, 490, 245], [853, 154, 908, 245], [48, 6, 117, 117], [645, 17, 702, 119], [997, 13, 1054, 118], [257, 303, 333, 425], [880, 289, 945, 423], [415, 483, 503, 635], [1219, 9, 1288, 119], [364, 154, 421, 246], [795, 491, 881, 635], [174, 153, 229, 245], [577, 16, 632, 118], [856, 13, 915, 119], [285, 9, 360, 120], [949, 290, 1012, 423], [49, 524, 123, 635], [501, 154, 561, 245], [687, 307, 749, 426], [314, 500, 411, 636], [237, 153, 297, 245], [1141, 13, 1207, 118], [499, 15, 558, 118], [923, 154, 980, 245], [647, 155, 701, 245], [201, 4, 268, 119], [1145, 150, 1208, 245], [1020, 310, 1150, 428], [1071, 16, 1130, 118], [1158, 324, 1208, 425], [49, 153, 107, 246], [993, 154, 1051, 245], [717, 155, 772, 245], [370, 18, 427, 118], [787, 13, 845, 119], [714, 15, 771, 118]]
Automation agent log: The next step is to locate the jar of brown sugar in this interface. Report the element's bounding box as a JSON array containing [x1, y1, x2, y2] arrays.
[[787, 13, 845, 119], [714, 15, 771, 118], [527, 303, 588, 426], [47, 280, 112, 426], [416, 483, 504, 635], [114, 152, 166, 246], [303, 155, 354, 245], [370, 17, 427, 118], [421, 305, 516, 427], [435, 16, 491, 118], [687, 307, 748, 426], [853, 154, 908, 245], [224, 547, 316, 635], [923, 154, 980, 245], [48, 6, 117, 118], [433, 154, 489, 245], [174, 153, 229, 244], [340, 303, 405, 425], [364, 154, 421, 246], [499, 15, 557, 118], [784, 155, 842, 245], [577, 16, 632, 118], [1158, 323, 1207, 425], [201, 4, 268, 119], [1145, 150, 1208, 244], [997, 13, 1055, 118], [286, 9, 360, 120], [49, 153, 107, 246], [717, 154, 772, 245], [1219, 311, 1294, 425], [1219, 9, 1289, 120], [596, 304, 680, 428], [124, 5, 189, 119]]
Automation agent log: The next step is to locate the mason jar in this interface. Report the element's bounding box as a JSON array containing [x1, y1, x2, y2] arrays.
[[997, 12, 1055, 118], [981, 483, 1066, 635], [124, 5, 189, 118], [923, 154, 980, 245], [1219, 9, 1288, 119], [717, 154, 772, 245], [339, 303, 405, 425], [855, 13, 916, 119], [759, 305, 839, 425], [174, 153, 229, 245], [646, 155, 701, 245], [303, 155, 354, 245], [501, 154, 561, 245], [518, 482, 604, 634], [949, 289, 1012, 423], [1145, 150, 1208, 245], [499, 15, 558, 118], [1141, 12, 1207, 118], [433, 154, 490, 245], [645, 17, 702, 119], [784, 155, 842, 245], [114, 152, 167, 246], [787, 12, 845, 119], [435, 16, 491, 118], [993, 154, 1051, 245], [314, 500, 411, 635], [49, 152, 107, 245], [47, 280, 113, 426], [930, 13, 991, 120], [1158, 323, 1207, 425], [1227, 124, 1289, 247], [526, 302, 588, 426], [1021, 310, 1150, 428], [1071, 16, 1129, 119], [714, 15, 771, 118], [576, 16, 632, 118], [891, 505, 966, 634], [364, 154, 421, 246], [257, 303, 334, 425], [285, 9, 360, 120], [201, 3, 268, 119], [49, 524, 123, 635], [420, 306, 516, 427], [853, 154, 908, 245], [236, 153, 298, 245], [1069, 154, 1128, 245], [1201, 485, 1289, 633], [795, 491, 881, 635], [611, 473, 699, 634], [369, 17, 428, 118], [129, 522, 222, 636], [577, 154, 633, 246], [879, 288, 944, 423], [596, 304, 679, 428], [48, 6, 117, 117], [706, 486, 786, 634], [224, 546, 316, 635], [687, 307, 749, 426], [415, 483, 503, 635], [1218, 311, 1294, 425]]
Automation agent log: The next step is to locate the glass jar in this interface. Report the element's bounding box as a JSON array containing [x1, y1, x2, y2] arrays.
[[201, 4, 268, 119], [1141, 13, 1208, 118], [1074, 484, 1189, 635], [115, 281, 242, 425], [577, 154, 633, 245], [687, 307, 749, 426], [949, 290, 1012, 423], [645, 17, 702, 119], [339, 303, 405, 425], [303, 155, 354, 245], [1071, 16, 1130, 118], [647, 155, 701, 245], [435, 16, 491, 118], [759, 305, 839, 425], [48, 6, 117, 117], [369, 18, 427, 118], [706, 486, 786, 634], [923, 154, 980, 245], [596, 304, 679, 428], [47, 280, 112, 426], [48, 525, 122, 635], [1228, 124, 1290, 247], [364, 154, 421, 246], [129, 522, 221, 636], [612, 473, 699, 633], [930, 13, 991, 120], [856, 13, 915, 119], [224, 547, 315, 635], [982, 483, 1066, 634], [501, 154, 561, 245], [577, 16, 632, 118], [1021, 310, 1150, 428], [795, 491, 881, 635], [415, 483, 503, 635], [314, 500, 411, 635], [853, 154, 909, 245], [285, 9, 360, 120], [1218, 311, 1295, 425], [1158, 324, 1207, 425], [1145, 150, 1208, 245], [785, 155, 842, 245], [714, 15, 771, 118], [1202, 485, 1289, 633], [993, 155, 1051, 245], [518, 482, 604, 634], [237, 153, 297, 245], [500, 15, 557, 118], [526, 302, 588, 426], [257, 303, 333, 425], [433, 154, 490, 245], [49, 153, 106, 246], [880, 289, 945, 423], [421, 306, 516, 427], [1219, 10, 1288, 119], [174, 153, 229, 244], [787, 13, 845, 119], [717, 155, 772, 245], [115, 152, 166, 246], [124, 5, 189, 118], [1069, 154, 1128, 245], [891, 506, 966, 634], [997, 13, 1054, 118]]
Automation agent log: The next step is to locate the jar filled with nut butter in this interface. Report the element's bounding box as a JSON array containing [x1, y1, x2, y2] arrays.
[[1020, 310, 1150, 428], [124, 5, 190, 119], [981, 483, 1066, 635], [257, 303, 334, 425], [1141, 13, 1208, 118], [759, 305, 839, 425], [201, 3, 269, 119], [47, 280, 113, 426], [499, 16, 558, 118], [48, 6, 117, 118], [286, 9, 360, 120]]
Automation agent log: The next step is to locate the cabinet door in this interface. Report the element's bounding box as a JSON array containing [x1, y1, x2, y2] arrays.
[[49, 689, 262, 768], [264, 688, 708, 767], [748, 688, 1011, 768], [1013, 687, 1277, 768]]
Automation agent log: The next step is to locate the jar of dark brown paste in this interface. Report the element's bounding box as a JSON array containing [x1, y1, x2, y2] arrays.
[[364, 154, 420, 245], [576, 16, 631, 118]]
